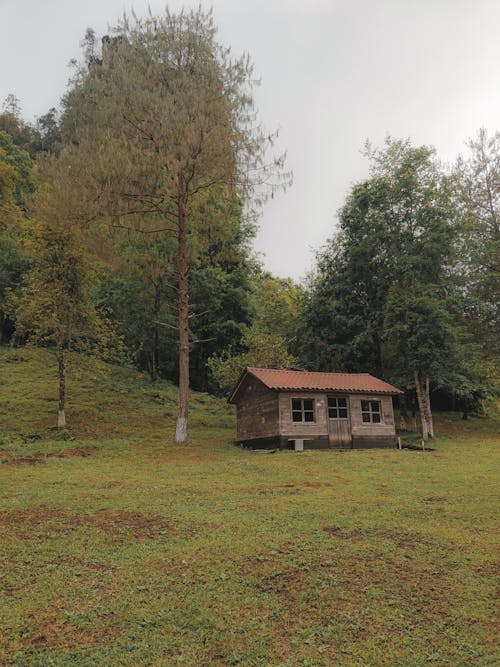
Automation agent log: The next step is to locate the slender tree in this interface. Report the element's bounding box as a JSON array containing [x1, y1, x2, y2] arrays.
[[11, 221, 99, 428], [58, 8, 288, 443]]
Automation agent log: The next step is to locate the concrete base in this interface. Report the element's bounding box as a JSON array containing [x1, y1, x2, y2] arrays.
[[236, 435, 396, 450]]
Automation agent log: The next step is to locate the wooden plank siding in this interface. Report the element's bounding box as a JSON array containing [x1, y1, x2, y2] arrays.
[[278, 391, 396, 448], [349, 394, 396, 448], [235, 375, 280, 441]]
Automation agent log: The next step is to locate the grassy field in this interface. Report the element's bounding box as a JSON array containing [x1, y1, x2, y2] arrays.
[[0, 347, 498, 666]]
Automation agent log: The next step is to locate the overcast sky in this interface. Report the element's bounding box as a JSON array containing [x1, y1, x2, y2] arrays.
[[1, 0, 499, 281]]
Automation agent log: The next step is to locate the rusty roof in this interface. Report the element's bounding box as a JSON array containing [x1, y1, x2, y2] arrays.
[[228, 367, 403, 403]]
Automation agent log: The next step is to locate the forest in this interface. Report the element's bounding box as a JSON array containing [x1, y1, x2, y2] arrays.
[[0, 8, 498, 443]]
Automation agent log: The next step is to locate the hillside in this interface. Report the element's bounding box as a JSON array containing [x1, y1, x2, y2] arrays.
[[0, 346, 498, 666], [0, 346, 234, 447]]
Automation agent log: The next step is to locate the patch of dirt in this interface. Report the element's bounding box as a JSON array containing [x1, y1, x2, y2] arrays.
[[1, 455, 45, 466], [0, 506, 209, 542], [0, 445, 98, 466], [256, 567, 309, 595], [258, 486, 302, 495], [474, 562, 500, 576], [87, 509, 177, 539], [274, 481, 333, 490], [21, 602, 119, 650], [47, 446, 99, 458], [321, 526, 442, 550], [304, 482, 330, 489], [332, 476, 352, 484], [241, 548, 458, 634], [0, 508, 81, 540], [255, 481, 333, 495], [102, 481, 130, 489]]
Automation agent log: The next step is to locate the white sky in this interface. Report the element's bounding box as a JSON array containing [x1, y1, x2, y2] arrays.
[[1, 0, 499, 281]]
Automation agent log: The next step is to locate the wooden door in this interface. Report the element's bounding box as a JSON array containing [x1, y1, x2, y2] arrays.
[[327, 396, 352, 448]]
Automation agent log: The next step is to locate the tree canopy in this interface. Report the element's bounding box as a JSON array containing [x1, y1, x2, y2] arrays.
[[298, 138, 491, 437]]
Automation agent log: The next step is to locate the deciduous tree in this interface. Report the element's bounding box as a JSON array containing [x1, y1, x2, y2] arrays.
[[298, 138, 471, 438], [207, 326, 297, 393], [58, 8, 288, 442], [11, 221, 99, 427]]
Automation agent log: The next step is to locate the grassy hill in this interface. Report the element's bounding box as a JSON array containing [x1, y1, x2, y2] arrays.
[[0, 346, 498, 666]]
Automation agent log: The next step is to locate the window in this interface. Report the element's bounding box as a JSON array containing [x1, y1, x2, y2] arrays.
[[361, 400, 382, 423], [292, 398, 315, 422], [328, 396, 348, 419]]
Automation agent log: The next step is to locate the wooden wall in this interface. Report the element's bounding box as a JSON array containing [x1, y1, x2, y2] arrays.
[[235, 375, 279, 441], [278, 392, 396, 440]]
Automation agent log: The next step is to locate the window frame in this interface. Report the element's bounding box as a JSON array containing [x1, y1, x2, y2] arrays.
[[327, 396, 349, 420], [291, 397, 316, 423], [361, 399, 383, 424]]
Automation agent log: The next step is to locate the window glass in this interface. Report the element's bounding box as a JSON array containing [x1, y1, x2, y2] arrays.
[[361, 399, 382, 423], [328, 396, 348, 419], [291, 398, 315, 423]]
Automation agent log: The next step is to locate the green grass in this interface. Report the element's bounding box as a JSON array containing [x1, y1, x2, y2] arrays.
[[0, 346, 498, 666]]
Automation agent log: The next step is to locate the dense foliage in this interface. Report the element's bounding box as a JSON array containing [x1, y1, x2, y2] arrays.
[[297, 137, 498, 435], [0, 9, 497, 437]]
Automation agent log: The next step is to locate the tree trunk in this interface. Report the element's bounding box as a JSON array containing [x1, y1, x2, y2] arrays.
[[425, 374, 434, 438], [175, 176, 189, 444], [57, 345, 66, 429], [414, 369, 429, 440]]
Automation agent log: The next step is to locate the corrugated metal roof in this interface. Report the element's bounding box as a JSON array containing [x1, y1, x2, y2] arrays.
[[228, 367, 402, 403]]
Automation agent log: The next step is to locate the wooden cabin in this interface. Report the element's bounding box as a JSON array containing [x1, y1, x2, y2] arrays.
[[228, 368, 403, 450]]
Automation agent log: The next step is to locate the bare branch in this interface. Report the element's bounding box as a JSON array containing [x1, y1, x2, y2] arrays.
[[189, 337, 215, 346], [188, 310, 210, 319], [153, 320, 178, 330]]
